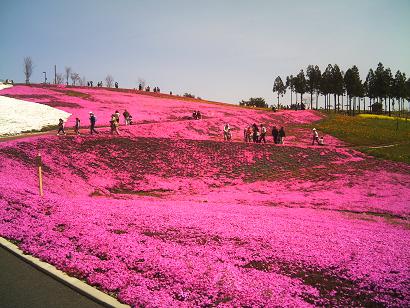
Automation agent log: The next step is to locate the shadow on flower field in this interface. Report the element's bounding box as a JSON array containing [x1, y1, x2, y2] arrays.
[[0, 85, 409, 307]]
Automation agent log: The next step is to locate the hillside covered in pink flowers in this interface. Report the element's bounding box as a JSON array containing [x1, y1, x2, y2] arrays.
[[0, 85, 409, 307]]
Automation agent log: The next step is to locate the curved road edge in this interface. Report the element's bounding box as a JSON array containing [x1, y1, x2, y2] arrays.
[[0, 237, 129, 308]]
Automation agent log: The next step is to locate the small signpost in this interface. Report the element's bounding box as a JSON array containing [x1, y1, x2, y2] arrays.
[[37, 153, 44, 197]]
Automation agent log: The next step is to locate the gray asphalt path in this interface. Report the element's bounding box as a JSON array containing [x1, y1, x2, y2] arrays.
[[0, 247, 105, 308]]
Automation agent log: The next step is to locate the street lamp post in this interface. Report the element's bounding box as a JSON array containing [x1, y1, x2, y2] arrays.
[[43, 72, 47, 84]]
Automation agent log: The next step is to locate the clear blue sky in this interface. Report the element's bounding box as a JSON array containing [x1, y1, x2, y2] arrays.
[[1, 0, 409, 105]]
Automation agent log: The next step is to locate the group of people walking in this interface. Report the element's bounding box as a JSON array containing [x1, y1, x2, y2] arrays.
[[241, 124, 285, 144], [192, 110, 202, 120], [225, 123, 284, 144], [271, 126, 286, 144], [56, 108, 324, 146], [57, 109, 133, 136]]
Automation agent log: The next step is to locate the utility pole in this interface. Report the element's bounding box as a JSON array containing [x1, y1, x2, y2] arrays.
[[54, 65, 57, 84]]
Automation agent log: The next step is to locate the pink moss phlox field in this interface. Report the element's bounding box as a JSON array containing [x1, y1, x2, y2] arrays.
[[1, 85, 410, 306]]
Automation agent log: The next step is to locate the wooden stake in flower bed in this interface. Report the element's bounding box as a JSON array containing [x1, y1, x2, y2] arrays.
[[37, 153, 44, 197]]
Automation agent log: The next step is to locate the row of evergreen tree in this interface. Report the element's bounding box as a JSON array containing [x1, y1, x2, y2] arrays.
[[273, 63, 410, 115]]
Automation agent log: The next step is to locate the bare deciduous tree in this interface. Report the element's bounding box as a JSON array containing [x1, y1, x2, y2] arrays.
[[79, 76, 86, 86], [65, 66, 72, 85], [24, 57, 33, 84], [55, 73, 64, 84], [138, 78, 146, 89], [70, 72, 80, 85], [105, 75, 114, 88]]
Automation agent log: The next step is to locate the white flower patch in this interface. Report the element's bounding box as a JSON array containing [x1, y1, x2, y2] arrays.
[[0, 86, 71, 135]]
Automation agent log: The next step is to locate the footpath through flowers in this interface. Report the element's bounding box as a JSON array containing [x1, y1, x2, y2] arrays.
[[0, 85, 409, 307]]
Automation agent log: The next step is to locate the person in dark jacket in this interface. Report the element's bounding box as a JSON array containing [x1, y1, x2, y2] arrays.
[[272, 126, 279, 144], [89, 112, 98, 134], [57, 118, 66, 135], [123, 109, 131, 125], [252, 123, 259, 143], [74, 117, 81, 135], [278, 127, 285, 144]]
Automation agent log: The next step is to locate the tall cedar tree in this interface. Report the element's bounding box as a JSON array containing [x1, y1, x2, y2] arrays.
[[273, 76, 286, 109], [294, 70, 306, 105]]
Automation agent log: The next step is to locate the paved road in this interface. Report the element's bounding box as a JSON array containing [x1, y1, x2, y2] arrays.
[[0, 247, 105, 308]]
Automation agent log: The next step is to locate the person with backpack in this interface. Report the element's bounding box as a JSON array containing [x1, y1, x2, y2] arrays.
[[114, 110, 121, 124], [57, 118, 66, 135], [110, 114, 120, 135], [259, 124, 267, 143], [278, 127, 286, 144], [89, 112, 99, 134], [272, 126, 279, 144]]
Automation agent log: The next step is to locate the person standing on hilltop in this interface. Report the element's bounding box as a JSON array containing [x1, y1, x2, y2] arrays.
[[272, 126, 279, 144], [57, 118, 66, 136], [278, 127, 286, 144], [89, 112, 99, 134]]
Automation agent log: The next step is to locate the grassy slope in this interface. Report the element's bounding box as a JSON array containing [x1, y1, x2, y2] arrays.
[[312, 112, 410, 164]]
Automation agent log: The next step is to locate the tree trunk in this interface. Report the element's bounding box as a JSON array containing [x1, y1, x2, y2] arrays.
[[338, 95, 340, 112], [316, 93, 319, 110], [388, 97, 391, 117], [353, 97, 356, 116], [277, 94, 280, 110], [334, 94, 337, 112], [384, 98, 387, 114], [291, 90, 293, 106], [310, 92, 313, 110]]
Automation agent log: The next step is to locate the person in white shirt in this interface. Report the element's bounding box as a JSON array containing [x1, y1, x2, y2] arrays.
[[312, 128, 319, 145], [259, 124, 267, 143], [223, 124, 231, 141]]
